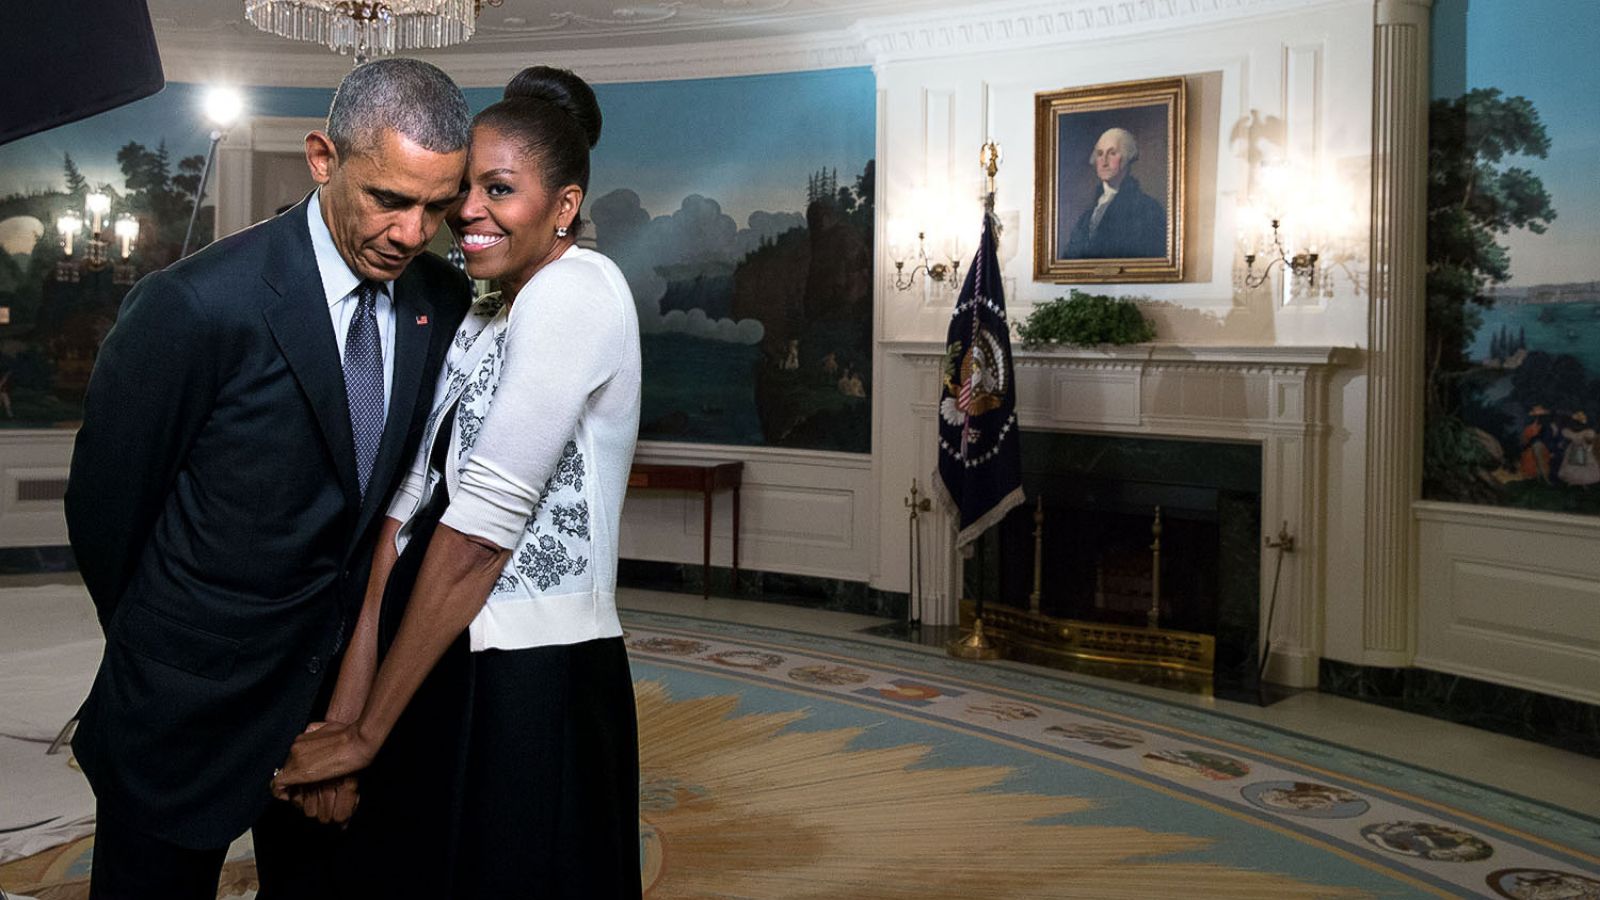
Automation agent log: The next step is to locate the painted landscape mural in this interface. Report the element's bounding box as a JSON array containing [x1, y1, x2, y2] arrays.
[[1425, 0, 1600, 515], [0, 84, 335, 427], [0, 70, 877, 455], [583, 69, 876, 453]]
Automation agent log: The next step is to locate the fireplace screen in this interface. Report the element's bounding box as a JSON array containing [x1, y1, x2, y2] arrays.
[[963, 432, 1261, 696]]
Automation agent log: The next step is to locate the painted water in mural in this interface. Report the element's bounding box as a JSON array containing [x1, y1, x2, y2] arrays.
[[1424, 0, 1600, 515]]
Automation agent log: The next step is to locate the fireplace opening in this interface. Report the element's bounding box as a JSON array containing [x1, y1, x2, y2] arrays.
[[964, 431, 1262, 697]]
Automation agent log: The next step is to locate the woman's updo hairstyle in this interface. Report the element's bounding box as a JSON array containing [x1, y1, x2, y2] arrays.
[[474, 66, 602, 236]]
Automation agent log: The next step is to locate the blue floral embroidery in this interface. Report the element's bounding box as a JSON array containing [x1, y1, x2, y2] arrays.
[[456, 349, 501, 456], [457, 406, 485, 457], [515, 532, 588, 591], [492, 572, 519, 595], [551, 500, 590, 539], [548, 441, 584, 492]]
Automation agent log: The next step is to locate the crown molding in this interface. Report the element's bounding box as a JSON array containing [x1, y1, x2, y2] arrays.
[[155, 28, 870, 89], [157, 0, 1361, 86], [853, 0, 1360, 65]]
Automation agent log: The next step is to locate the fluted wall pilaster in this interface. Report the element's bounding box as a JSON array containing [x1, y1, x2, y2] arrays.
[[1362, 0, 1433, 662]]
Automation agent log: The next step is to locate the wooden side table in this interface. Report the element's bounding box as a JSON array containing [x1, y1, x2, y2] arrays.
[[628, 460, 743, 598]]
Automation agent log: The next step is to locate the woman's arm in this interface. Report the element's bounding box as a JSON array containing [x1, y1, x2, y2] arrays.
[[281, 515, 401, 823], [275, 261, 621, 793], [325, 516, 404, 724], [273, 523, 509, 791]]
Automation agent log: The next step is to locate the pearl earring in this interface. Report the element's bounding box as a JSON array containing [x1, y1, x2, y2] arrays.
[[556, 225, 569, 238]]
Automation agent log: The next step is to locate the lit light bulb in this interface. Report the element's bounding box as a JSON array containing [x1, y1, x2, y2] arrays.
[[115, 214, 140, 259], [85, 192, 110, 233], [57, 212, 83, 255], [204, 86, 244, 129]]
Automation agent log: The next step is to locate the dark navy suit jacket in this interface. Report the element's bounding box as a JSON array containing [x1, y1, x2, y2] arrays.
[[64, 195, 470, 849], [1063, 175, 1167, 260]]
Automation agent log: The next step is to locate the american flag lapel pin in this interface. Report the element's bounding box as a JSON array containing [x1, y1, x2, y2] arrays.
[[416, 315, 429, 325]]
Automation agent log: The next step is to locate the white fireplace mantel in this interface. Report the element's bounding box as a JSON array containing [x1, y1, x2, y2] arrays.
[[883, 341, 1356, 687]]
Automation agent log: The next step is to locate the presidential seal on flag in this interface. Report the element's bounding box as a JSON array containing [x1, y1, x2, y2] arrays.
[[932, 210, 1025, 549]]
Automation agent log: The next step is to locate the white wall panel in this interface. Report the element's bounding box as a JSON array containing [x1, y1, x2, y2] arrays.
[[1417, 503, 1600, 705], [0, 432, 74, 547], [619, 443, 874, 583]]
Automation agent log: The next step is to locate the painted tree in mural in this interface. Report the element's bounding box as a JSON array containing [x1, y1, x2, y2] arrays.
[[740, 160, 874, 450], [0, 139, 209, 425], [1423, 88, 1556, 502], [116, 140, 210, 255]]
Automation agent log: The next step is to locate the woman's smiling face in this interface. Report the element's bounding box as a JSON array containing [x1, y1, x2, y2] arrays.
[[450, 125, 577, 295]]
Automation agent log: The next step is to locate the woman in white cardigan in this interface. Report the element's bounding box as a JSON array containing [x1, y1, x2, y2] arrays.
[[274, 66, 642, 899]]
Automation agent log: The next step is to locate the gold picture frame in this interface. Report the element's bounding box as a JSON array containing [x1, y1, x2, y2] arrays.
[[1034, 76, 1186, 283]]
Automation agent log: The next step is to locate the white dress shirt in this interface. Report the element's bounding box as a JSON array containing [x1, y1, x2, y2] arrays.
[[1090, 181, 1119, 233], [306, 192, 396, 411]]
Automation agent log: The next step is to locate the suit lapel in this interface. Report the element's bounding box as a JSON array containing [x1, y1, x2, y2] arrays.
[[351, 269, 435, 540], [260, 200, 362, 511]]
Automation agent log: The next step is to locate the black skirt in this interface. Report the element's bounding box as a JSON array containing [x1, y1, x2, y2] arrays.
[[342, 482, 641, 900]]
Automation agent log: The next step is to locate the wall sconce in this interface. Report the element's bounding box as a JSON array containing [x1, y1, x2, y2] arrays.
[[1241, 216, 1318, 290], [83, 191, 113, 270], [56, 212, 82, 256], [85, 192, 110, 233], [1236, 162, 1363, 300], [113, 214, 142, 285], [54, 211, 85, 283], [113, 214, 140, 259], [889, 229, 962, 291]]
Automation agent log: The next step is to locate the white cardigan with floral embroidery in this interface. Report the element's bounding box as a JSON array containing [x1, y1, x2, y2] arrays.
[[386, 245, 641, 651]]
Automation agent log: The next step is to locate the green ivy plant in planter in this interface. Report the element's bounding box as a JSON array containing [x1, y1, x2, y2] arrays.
[[1014, 289, 1156, 347]]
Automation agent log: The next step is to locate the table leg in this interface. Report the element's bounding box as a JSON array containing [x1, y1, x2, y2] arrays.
[[702, 487, 713, 599]]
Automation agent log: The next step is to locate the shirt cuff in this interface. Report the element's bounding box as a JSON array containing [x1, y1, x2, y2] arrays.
[[438, 455, 539, 550], [387, 470, 426, 521]]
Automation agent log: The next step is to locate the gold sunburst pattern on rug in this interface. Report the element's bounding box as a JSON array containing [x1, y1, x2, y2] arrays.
[[634, 680, 1371, 899], [4, 680, 1377, 900]]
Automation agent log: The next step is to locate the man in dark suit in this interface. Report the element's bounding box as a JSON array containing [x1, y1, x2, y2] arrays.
[[1063, 126, 1167, 260], [64, 58, 473, 900]]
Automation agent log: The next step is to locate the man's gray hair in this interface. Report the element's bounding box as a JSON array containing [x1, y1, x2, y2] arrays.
[[1089, 127, 1140, 165], [327, 58, 470, 158]]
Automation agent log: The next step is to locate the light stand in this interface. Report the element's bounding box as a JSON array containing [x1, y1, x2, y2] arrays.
[[181, 87, 243, 258]]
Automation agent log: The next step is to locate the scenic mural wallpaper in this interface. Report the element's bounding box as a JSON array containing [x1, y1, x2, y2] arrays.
[[0, 84, 334, 427], [582, 69, 875, 453], [1425, 0, 1600, 515], [0, 68, 877, 455]]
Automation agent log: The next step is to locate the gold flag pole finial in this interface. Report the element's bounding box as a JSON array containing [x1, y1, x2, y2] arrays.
[[980, 140, 1002, 196]]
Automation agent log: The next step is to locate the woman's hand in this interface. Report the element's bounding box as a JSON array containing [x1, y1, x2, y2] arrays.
[[277, 722, 364, 825], [272, 721, 379, 796]]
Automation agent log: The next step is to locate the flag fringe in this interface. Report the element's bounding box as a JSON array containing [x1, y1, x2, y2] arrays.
[[953, 485, 1026, 549]]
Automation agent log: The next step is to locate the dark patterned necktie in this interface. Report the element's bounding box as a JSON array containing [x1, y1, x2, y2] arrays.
[[344, 280, 385, 497]]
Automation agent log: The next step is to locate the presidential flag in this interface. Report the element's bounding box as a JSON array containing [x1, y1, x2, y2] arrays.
[[932, 210, 1025, 548]]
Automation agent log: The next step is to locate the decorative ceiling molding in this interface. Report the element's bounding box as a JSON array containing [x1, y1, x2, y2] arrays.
[[853, 0, 1358, 65], [155, 28, 870, 88], [154, 0, 1358, 87]]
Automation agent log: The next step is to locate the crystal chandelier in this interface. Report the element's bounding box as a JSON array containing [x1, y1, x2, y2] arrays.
[[244, 1, 500, 64]]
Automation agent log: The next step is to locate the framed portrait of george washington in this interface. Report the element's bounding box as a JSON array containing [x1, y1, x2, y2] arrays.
[[1034, 76, 1186, 283]]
